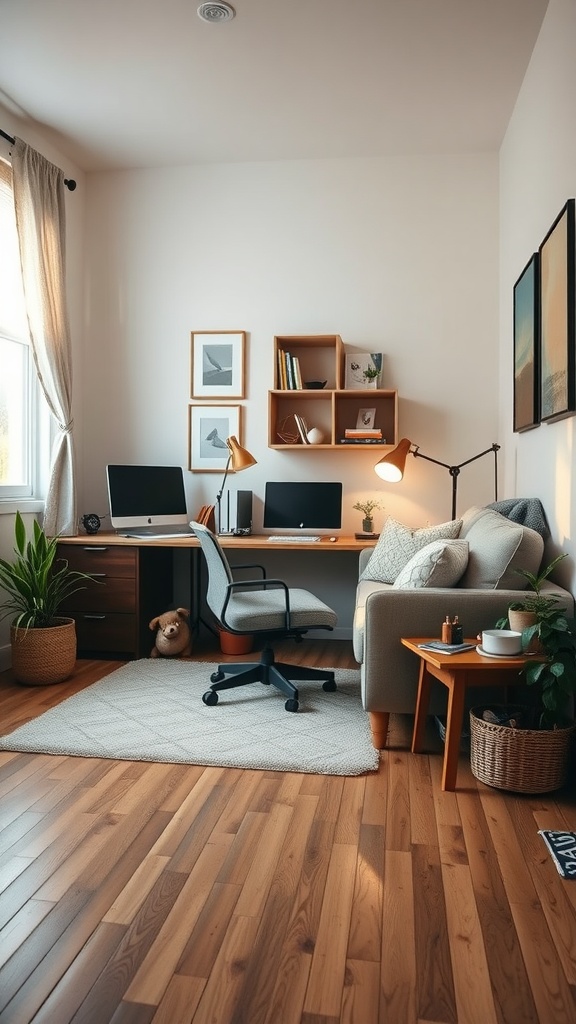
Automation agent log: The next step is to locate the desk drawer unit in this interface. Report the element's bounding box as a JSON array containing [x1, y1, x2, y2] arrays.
[[57, 543, 172, 658]]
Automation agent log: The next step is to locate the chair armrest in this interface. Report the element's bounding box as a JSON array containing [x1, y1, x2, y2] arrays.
[[231, 562, 267, 579], [222, 578, 292, 631]]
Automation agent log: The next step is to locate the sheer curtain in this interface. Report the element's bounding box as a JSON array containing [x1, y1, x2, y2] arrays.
[[11, 138, 76, 536]]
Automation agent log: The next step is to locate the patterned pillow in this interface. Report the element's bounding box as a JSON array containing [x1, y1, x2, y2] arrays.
[[393, 539, 469, 589], [359, 516, 463, 583]]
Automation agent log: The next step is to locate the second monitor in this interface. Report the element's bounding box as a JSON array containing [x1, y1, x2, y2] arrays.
[[263, 481, 342, 533]]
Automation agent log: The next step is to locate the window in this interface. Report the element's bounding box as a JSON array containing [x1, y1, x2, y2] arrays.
[[0, 158, 46, 501]]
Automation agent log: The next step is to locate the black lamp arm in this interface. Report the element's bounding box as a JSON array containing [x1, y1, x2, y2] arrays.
[[215, 454, 232, 533], [412, 442, 500, 520]]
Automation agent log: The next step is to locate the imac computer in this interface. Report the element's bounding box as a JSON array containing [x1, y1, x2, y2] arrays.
[[106, 464, 192, 537], [263, 481, 342, 535]]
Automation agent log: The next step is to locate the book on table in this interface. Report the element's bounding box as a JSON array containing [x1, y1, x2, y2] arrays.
[[417, 641, 476, 654]]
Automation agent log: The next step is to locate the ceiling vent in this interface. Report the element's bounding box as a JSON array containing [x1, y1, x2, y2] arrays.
[[197, 2, 236, 22]]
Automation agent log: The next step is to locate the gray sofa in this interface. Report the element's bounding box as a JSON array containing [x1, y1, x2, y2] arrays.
[[353, 504, 575, 748]]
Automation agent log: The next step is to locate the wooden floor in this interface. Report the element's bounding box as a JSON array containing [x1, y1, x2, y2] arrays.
[[1, 637, 576, 1024]]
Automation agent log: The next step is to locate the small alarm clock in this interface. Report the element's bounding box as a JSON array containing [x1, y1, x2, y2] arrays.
[[81, 513, 103, 535]]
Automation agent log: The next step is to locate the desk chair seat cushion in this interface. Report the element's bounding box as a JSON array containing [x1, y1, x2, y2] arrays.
[[224, 588, 337, 634]]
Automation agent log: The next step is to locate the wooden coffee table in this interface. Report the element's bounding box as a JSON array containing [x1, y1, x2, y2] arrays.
[[402, 637, 533, 791]]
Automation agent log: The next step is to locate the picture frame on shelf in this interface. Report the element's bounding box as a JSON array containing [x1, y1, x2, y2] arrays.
[[344, 352, 382, 389], [513, 252, 540, 432], [356, 407, 376, 429], [190, 330, 246, 399], [188, 404, 241, 472], [538, 199, 575, 422]]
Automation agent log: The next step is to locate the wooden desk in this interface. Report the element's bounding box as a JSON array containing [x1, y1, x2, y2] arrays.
[[57, 533, 375, 658], [402, 637, 532, 792]]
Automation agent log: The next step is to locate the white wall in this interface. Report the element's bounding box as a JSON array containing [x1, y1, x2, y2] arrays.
[[499, 0, 576, 592], [82, 153, 499, 534]]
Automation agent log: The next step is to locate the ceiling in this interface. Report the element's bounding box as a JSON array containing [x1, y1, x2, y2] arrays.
[[0, 0, 548, 173]]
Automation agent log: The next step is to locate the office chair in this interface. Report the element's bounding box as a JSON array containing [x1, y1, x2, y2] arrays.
[[191, 521, 338, 712]]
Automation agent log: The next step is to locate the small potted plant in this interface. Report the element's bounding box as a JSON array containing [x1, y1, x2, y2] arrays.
[[352, 498, 383, 535], [0, 511, 96, 685], [362, 365, 380, 387], [495, 554, 567, 642]]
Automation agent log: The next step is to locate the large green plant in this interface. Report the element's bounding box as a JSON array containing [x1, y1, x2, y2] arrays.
[[495, 554, 576, 728], [521, 609, 576, 729], [0, 511, 94, 629]]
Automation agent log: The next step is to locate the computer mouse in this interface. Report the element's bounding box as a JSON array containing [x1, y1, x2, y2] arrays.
[[329, 536, 337, 542]]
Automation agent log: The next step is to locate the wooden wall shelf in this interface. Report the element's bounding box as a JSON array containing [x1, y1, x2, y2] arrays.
[[269, 334, 398, 450]]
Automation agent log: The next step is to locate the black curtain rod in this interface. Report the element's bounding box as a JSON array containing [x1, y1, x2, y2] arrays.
[[0, 128, 76, 191]]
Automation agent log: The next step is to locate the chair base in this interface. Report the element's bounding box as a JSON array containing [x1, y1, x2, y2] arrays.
[[202, 645, 337, 712]]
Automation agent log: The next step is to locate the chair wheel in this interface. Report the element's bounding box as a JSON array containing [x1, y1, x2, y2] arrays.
[[203, 690, 219, 706], [210, 671, 225, 683], [323, 676, 337, 692], [285, 698, 299, 712]]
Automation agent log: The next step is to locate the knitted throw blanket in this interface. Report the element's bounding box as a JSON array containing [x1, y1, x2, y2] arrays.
[[486, 498, 550, 539]]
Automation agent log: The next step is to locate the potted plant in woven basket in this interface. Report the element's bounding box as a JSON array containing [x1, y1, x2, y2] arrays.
[[470, 556, 576, 793], [0, 511, 96, 685]]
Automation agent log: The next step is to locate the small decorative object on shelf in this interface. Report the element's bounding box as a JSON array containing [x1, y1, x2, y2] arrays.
[[306, 426, 325, 445], [352, 497, 384, 535], [276, 415, 300, 444], [345, 352, 383, 389]]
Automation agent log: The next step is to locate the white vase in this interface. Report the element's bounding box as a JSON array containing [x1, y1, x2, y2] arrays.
[[306, 427, 325, 445]]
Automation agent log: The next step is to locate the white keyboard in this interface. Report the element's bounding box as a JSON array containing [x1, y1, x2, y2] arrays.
[[267, 535, 321, 543], [119, 530, 194, 539]]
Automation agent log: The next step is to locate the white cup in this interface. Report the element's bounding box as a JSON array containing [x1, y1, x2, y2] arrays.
[[481, 629, 523, 656]]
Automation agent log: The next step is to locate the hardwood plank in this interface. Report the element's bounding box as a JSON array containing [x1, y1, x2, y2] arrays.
[[441, 862, 498, 1023], [346, 822, 384, 962], [151, 974, 205, 1023], [341, 958, 380, 1024], [457, 785, 540, 1023], [303, 843, 358, 1019], [381, 849, 417, 1024], [412, 843, 457, 1023]]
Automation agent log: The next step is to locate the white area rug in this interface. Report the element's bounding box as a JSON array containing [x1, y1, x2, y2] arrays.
[[0, 660, 379, 776]]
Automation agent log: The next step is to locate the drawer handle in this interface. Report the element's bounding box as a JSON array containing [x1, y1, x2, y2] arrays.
[[89, 573, 108, 578], [82, 614, 107, 620], [83, 546, 109, 551]]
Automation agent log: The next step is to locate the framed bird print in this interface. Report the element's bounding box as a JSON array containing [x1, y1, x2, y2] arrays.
[[188, 405, 241, 471], [191, 330, 246, 398]]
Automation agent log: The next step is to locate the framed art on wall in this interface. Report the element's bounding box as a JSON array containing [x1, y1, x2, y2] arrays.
[[191, 331, 246, 399], [513, 252, 540, 432], [538, 199, 575, 422], [188, 405, 241, 472]]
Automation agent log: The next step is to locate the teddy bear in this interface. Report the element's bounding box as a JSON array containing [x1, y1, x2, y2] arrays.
[[149, 607, 192, 658]]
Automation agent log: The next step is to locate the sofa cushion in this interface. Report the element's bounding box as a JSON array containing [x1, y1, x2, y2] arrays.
[[359, 516, 463, 584], [393, 539, 469, 589], [458, 505, 544, 590]]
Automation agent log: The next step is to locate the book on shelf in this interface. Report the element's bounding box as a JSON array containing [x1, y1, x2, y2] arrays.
[[293, 413, 310, 444], [344, 428, 382, 438], [339, 438, 385, 444], [278, 350, 303, 390]]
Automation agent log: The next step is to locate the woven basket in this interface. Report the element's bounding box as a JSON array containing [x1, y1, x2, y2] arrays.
[[469, 705, 575, 794], [10, 617, 77, 686]]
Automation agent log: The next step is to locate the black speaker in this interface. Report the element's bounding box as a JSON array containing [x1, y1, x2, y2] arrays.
[[223, 489, 253, 534], [234, 490, 253, 534]]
